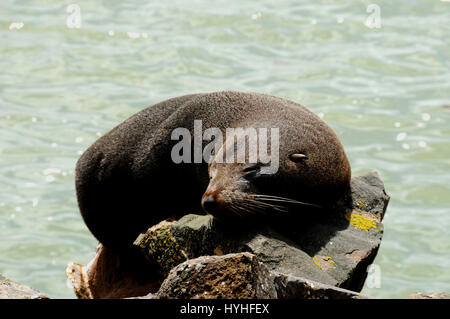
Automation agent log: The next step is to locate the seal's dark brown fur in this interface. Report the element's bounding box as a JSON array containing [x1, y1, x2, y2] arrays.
[[75, 91, 351, 250]]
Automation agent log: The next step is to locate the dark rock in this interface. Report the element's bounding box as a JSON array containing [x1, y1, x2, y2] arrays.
[[273, 272, 369, 299], [169, 214, 217, 258], [136, 172, 389, 292], [153, 209, 383, 292], [238, 229, 339, 287], [68, 171, 389, 299], [134, 171, 389, 294], [349, 171, 390, 222], [0, 274, 48, 299]]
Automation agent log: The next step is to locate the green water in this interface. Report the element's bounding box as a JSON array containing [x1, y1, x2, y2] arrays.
[[0, 0, 449, 298]]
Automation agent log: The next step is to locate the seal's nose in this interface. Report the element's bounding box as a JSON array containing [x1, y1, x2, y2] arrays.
[[201, 194, 217, 212]]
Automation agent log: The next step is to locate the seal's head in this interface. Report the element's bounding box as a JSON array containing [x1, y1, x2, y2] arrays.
[[200, 121, 351, 221]]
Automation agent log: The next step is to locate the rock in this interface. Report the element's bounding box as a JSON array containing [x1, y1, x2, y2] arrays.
[[408, 292, 450, 299], [133, 220, 185, 277], [169, 214, 217, 258], [66, 243, 161, 299], [68, 171, 389, 299], [272, 272, 369, 299], [156, 253, 277, 299], [66, 262, 92, 299], [132, 255, 372, 300], [349, 171, 390, 222], [0, 274, 48, 299], [135, 172, 389, 292]]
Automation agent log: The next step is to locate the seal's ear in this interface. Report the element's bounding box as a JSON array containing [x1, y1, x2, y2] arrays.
[[290, 153, 308, 162]]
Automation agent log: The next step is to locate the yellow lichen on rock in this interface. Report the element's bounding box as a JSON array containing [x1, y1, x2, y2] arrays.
[[345, 212, 377, 231], [324, 256, 335, 265], [354, 199, 369, 211], [312, 256, 322, 269], [312, 256, 336, 270]]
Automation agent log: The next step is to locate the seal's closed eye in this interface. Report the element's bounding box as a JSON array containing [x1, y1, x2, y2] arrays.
[[242, 164, 262, 180], [290, 153, 308, 162], [243, 164, 261, 173]]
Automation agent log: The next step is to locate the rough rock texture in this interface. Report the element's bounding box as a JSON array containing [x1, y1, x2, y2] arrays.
[[128, 255, 370, 300], [68, 171, 389, 299], [349, 171, 390, 222], [272, 272, 368, 299], [135, 171, 389, 293], [134, 220, 185, 277], [156, 253, 277, 299], [0, 274, 48, 299]]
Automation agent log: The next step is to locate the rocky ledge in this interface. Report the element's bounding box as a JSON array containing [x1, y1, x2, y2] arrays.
[[1, 172, 447, 299], [65, 171, 390, 299], [0, 274, 48, 299]]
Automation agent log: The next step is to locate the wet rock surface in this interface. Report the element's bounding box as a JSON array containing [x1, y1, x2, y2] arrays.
[[67, 171, 390, 299]]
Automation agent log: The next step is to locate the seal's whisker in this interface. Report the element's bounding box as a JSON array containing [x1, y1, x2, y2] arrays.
[[253, 202, 288, 213], [246, 198, 284, 208], [241, 199, 288, 213], [230, 200, 263, 216], [230, 194, 261, 209], [240, 199, 274, 210], [237, 202, 264, 215], [242, 198, 283, 214], [229, 191, 296, 216], [253, 194, 305, 203], [235, 206, 257, 216], [253, 194, 323, 209], [228, 205, 243, 217]]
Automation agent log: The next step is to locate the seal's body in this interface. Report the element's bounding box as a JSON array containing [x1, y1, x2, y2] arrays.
[[76, 91, 351, 250]]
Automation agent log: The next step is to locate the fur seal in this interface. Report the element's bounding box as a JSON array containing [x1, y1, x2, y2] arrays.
[[75, 91, 351, 251]]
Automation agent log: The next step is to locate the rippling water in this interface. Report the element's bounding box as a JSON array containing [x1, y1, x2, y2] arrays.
[[0, 0, 449, 298]]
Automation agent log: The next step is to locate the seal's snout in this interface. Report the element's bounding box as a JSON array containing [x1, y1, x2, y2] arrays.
[[201, 194, 217, 213], [201, 190, 238, 220]]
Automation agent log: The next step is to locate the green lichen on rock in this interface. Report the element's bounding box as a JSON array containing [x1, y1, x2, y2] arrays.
[[134, 221, 187, 277]]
